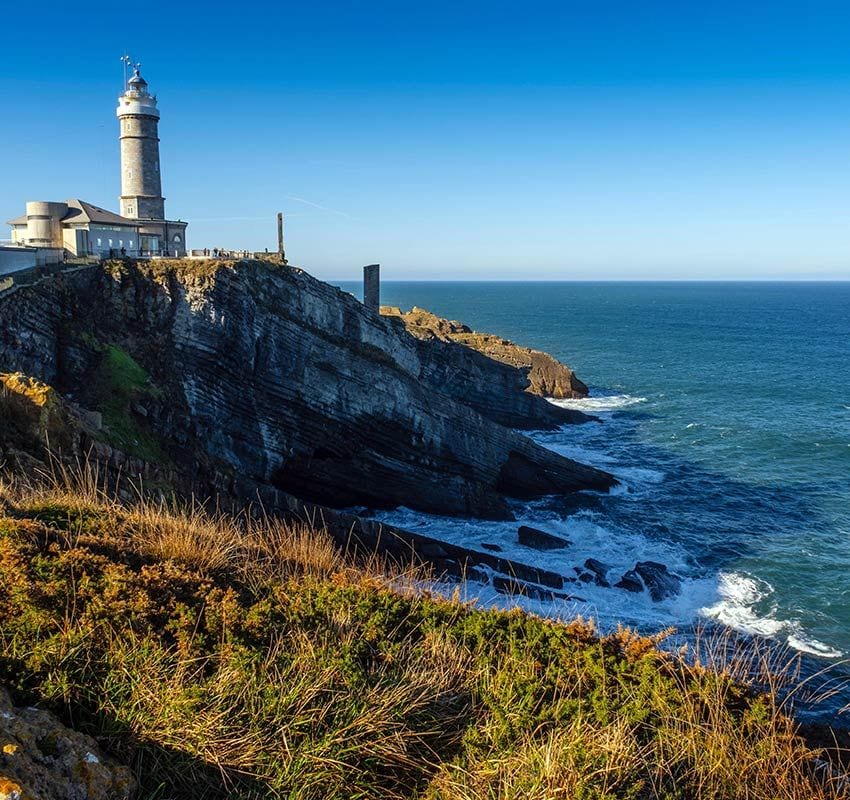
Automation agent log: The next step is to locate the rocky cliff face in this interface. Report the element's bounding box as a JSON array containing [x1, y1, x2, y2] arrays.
[[383, 306, 589, 400], [0, 259, 614, 519]]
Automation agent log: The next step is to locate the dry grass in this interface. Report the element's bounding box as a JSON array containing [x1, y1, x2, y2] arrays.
[[0, 462, 847, 799]]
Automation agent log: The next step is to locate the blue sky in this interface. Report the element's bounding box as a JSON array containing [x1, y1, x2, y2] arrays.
[[2, 1, 850, 280]]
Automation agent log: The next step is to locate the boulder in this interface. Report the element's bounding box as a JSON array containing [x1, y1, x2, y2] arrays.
[[583, 558, 611, 587], [0, 687, 135, 800], [634, 561, 682, 601], [518, 525, 571, 550], [614, 569, 644, 593]]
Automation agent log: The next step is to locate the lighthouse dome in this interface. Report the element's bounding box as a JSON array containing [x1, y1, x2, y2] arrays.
[[127, 69, 149, 93]]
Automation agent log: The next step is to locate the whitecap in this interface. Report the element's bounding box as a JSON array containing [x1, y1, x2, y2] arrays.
[[700, 572, 785, 636], [786, 634, 844, 659], [548, 394, 647, 413], [700, 572, 843, 659]]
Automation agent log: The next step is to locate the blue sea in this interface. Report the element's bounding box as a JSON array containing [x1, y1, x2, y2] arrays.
[[340, 281, 850, 703]]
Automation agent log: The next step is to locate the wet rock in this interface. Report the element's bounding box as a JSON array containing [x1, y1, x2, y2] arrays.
[[634, 561, 682, 601], [492, 576, 581, 603], [481, 542, 502, 552], [517, 525, 571, 550], [614, 569, 644, 593], [0, 687, 135, 799], [583, 558, 612, 587]]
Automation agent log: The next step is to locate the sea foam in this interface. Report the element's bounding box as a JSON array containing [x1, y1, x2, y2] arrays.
[[549, 393, 647, 412]]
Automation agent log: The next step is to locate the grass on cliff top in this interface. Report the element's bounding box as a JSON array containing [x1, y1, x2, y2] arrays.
[[102, 256, 283, 283], [0, 470, 846, 800]]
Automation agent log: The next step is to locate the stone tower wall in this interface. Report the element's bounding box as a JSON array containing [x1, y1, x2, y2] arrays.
[[119, 114, 164, 220]]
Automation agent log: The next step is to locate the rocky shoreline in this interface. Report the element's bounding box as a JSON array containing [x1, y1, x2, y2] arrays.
[[0, 249, 673, 613]]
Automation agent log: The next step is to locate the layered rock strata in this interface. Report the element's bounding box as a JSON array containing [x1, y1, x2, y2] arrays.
[[0, 259, 614, 520], [383, 306, 589, 400]]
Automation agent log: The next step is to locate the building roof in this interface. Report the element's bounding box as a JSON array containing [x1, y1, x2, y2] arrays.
[[65, 199, 138, 226], [6, 199, 139, 228]]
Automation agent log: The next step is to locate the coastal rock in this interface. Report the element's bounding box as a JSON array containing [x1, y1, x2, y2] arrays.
[[491, 576, 581, 603], [381, 306, 592, 428], [634, 561, 682, 601], [0, 260, 616, 520], [518, 525, 571, 550], [582, 558, 612, 587], [614, 570, 644, 593], [0, 687, 135, 800], [384, 306, 589, 400]]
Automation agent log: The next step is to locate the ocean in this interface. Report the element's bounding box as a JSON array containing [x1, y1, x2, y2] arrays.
[[338, 280, 850, 707]]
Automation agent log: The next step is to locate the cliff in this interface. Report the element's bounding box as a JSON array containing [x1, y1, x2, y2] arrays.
[[0, 259, 614, 520], [383, 305, 589, 400]]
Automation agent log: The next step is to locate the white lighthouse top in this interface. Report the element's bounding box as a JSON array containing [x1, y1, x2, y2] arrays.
[[116, 67, 160, 119]]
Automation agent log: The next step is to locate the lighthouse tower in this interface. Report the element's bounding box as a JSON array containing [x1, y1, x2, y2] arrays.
[[116, 66, 165, 221]]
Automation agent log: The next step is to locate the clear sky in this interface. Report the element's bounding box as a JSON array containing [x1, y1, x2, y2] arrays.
[[2, 0, 850, 280]]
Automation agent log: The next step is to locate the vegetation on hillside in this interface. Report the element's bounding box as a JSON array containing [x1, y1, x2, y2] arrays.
[[0, 470, 846, 800], [81, 344, 168, 463]]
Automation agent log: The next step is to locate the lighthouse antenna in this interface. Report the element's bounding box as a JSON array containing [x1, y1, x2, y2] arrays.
[[120, 53, 132, 90]]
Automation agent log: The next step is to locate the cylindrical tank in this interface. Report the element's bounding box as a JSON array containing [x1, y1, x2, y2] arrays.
[[25, 201, 68, 247]]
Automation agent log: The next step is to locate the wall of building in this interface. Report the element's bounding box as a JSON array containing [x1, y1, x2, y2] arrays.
[[136, 220, 188, 257], [0, 246, 64, 275], [87, 225, 140, 257]]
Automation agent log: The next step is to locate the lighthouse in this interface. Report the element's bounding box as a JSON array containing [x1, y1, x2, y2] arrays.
[[114, 59, 187, 256], [117, 66, 165, 220]]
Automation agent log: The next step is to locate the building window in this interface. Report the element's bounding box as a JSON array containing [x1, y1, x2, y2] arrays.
[[173, 234, 182, 243], [129, 240, 134, 248], [97, 238, 102, 247], [119, 240, 124, 247], [108, 239, 113, 247]]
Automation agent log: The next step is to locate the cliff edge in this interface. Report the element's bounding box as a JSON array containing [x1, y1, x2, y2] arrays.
[[383, 305, 589, 400], [0, 259, 614, 520]]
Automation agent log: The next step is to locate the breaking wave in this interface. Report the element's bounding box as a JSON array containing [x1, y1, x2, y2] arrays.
[[549, 393, 647, 412], [700, 572, 843, 659]]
